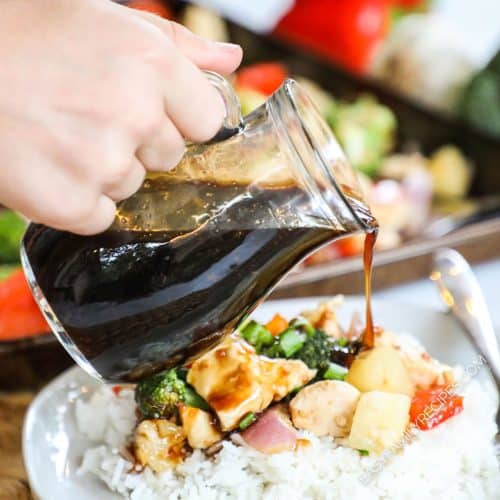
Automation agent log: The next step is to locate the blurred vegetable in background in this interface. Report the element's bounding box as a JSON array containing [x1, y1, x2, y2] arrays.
[[233, 63, 473, 263], [327, 95, 396, 176], [0, 264, 18, 281], [181, 4, 230, 42], [125, 0, 173, 17], [370, 14, 476, 113], [427, 146, 472, 201], [460, 50, 500, 138], [0, 210, 49, 341], [235, 62, 288, 96], [0, 210, 26, 263], [389, 0, 426, 7], [0, 269, 49, 340], [274, 0, 391, 73]]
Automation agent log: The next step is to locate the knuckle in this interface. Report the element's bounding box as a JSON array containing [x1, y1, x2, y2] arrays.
[[144, 43, 175, 75], [133, 108, 164, 138], [191, 91, 225, 142], [121, 92, 164, 139], [104, 155, 133, 187], [62, 195, 97, 224], [163, 143, 185, 171], [43, 192, 97, 231]]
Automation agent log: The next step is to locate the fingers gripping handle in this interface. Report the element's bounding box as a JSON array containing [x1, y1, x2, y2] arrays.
[[204, 71, 243, 143]]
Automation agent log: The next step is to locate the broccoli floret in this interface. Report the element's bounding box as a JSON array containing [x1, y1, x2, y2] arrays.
[[292, 329, 334, 371], [239, 317, 361, 378], [459, 63, 500, 137], [292, 329, 362, 377], [327, 95, 396, 176], [135, 368, 208, 419]]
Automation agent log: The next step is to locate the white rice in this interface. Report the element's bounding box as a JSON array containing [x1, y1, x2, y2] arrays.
[[75, 347, 500, 499]]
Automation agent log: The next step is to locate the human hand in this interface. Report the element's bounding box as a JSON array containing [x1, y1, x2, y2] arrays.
[[0, 0, 242, 234]]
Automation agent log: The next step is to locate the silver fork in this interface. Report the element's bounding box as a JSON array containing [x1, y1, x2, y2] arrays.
[[431, 248, 500, 451]]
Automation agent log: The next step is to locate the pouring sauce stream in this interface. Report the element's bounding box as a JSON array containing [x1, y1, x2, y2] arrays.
[[362, 229, 378, 349]]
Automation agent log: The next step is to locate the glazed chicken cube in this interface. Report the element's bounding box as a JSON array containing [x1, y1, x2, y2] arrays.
[[290, 380, 360, 437], [187, 337, 315, 431], [179, 405, 223, 449], [260, 356, 318, 401], [133, 419, 186, 473]]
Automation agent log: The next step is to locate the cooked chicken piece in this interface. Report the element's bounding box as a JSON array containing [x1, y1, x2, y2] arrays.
[[133, 419, 186, 473], [241, 406, 297, 454], [179, 405, 223, 449], [301, 299, 344, 338], [375, 330, 455, 390], [260, 356, 318, 401], [402, 351, 455, 390], [187, 336, 315, 431], [290, 380, 360, 438]]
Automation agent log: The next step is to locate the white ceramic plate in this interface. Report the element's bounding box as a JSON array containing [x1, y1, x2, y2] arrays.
[[23, 296, 498, 500]]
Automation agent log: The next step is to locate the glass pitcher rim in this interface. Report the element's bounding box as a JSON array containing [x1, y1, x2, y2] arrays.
[[279, 78, 372, 233]]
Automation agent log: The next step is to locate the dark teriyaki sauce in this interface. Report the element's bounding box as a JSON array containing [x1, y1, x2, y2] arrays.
[[24, 183, 367, 381]]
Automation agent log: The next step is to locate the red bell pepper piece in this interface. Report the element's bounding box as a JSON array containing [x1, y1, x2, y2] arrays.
[[235, 62, 288, 96], [410, 386, 464, 431], [0, 269, 49, 340], [275, 0, 390, 74]]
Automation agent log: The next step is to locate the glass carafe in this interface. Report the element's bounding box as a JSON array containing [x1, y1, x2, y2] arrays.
[[21, 73, 376, 382]]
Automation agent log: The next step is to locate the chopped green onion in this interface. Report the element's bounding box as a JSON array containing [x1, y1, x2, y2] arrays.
[[239, 412, 257, 430], [261, 341, 281, 358], [241, 321, 274, 352], [336, 337, 348, 347], [184, 385, 210, 411], [358, 449, 369, 456], [279, 328, 306, 358], [323, 362, 348, 381], [236, 315, 251, 333], [291, 316, 315, 336]]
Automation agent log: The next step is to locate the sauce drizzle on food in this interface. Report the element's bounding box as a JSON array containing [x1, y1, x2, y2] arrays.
[[362, 229, 378, 349]]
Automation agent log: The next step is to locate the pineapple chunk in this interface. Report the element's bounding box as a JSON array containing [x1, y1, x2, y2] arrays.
[[345, 346, 414, 396], [348, 391, 411, 455]]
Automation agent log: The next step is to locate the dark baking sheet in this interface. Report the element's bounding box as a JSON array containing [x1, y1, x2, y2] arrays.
[[273, 218, 500, 297], [170, 0, 500, 195], [223, 24, 500, 197]]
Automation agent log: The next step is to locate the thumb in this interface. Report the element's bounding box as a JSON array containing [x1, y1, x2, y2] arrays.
[[130, 10, 243, 75]]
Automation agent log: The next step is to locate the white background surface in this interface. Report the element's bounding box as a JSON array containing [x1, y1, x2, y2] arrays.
[[435, 0, 500, 66]]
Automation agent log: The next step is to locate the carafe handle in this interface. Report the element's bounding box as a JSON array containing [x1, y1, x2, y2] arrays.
[[203, 71, 243, 143]]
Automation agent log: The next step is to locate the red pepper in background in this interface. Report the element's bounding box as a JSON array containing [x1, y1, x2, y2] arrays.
[[304, 235, 365, 265], [235, 62, 288, 96], [410, 386, 464, 431], [389, 0, 426, 7], [126, 0, 173, 18], [0, 269, 49, 340], [274, 0, 391, 74]]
